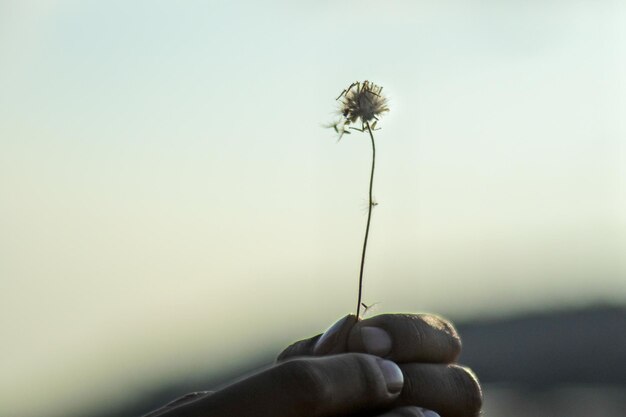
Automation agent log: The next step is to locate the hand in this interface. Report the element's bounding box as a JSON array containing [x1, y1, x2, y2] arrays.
[[144, 313, 481, 417], [277, 313, 481, 417]]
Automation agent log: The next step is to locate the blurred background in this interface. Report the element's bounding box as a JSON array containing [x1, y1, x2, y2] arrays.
[[1, 1, 624, 416]]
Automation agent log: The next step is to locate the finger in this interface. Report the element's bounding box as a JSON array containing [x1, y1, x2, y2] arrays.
[[278, 313, 460, 363], [347, 314, 461, 363], [163, 353, 404, 417], [277, 314, 357, 361], [398, 363, 482, 417]]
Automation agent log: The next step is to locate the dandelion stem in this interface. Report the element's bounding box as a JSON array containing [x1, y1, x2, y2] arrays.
[[356, 122, 376, 319]]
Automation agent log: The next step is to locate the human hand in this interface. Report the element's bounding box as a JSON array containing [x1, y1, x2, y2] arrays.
[[144, 313, 481, 417], [277, 313, 482, 417]]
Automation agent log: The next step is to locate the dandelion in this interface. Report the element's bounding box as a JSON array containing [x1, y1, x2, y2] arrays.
[[329, 80, 389, 319], [331, 80, 389, 141]]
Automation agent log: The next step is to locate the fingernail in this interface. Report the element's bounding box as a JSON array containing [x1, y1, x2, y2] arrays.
[[360, 326, 392, 357], [314, 315, 356, 355], [376, 358, 404, 394], [420, 409, 441, 417]]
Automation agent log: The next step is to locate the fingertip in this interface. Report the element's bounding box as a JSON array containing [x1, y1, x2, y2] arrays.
[[313, 314, 358, 355], [420, 314, 462, 360], [376, 358, 404, 395], [420, 408, 441, 417], [399, 363, 483, 417], [454, 365, 483, 416], [277, 313, 359, 362]]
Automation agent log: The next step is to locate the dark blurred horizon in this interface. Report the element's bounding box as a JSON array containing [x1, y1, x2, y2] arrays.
[[82, 303, 626, 417]]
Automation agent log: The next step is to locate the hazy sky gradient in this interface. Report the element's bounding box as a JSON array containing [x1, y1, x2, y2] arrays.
[[1, 1, 625, 416]]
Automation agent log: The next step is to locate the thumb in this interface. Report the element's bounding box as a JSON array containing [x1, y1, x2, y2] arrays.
[[165, 353, 404, 417], [277, 314, 357, 361]]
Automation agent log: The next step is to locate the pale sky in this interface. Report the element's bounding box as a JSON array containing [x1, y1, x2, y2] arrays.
[[1, 1, 625, 416]]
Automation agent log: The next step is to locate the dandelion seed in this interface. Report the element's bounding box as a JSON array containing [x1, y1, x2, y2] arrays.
[[361, 302, 380, 317], [360, 195, 378, 213]]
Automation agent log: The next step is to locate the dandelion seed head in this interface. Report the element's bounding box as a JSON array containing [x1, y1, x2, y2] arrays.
[[337, 80, 389, 126], [328, 81, 388, 140]]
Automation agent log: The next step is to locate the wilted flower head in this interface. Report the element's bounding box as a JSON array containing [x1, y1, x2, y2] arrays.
[[330, 80, 389, 139]]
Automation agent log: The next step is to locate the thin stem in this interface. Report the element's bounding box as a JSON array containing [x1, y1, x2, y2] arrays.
[[356, 121, 376, 319]]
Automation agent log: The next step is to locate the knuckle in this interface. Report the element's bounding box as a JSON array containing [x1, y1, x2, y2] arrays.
[[449, 364, 483, 416], [276, 358, 332, 413], [423, 314, 461, 338], [417, 314, 463, 361]]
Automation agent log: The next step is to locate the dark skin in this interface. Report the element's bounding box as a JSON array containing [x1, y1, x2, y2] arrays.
[[144, 313, 482, 417]]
